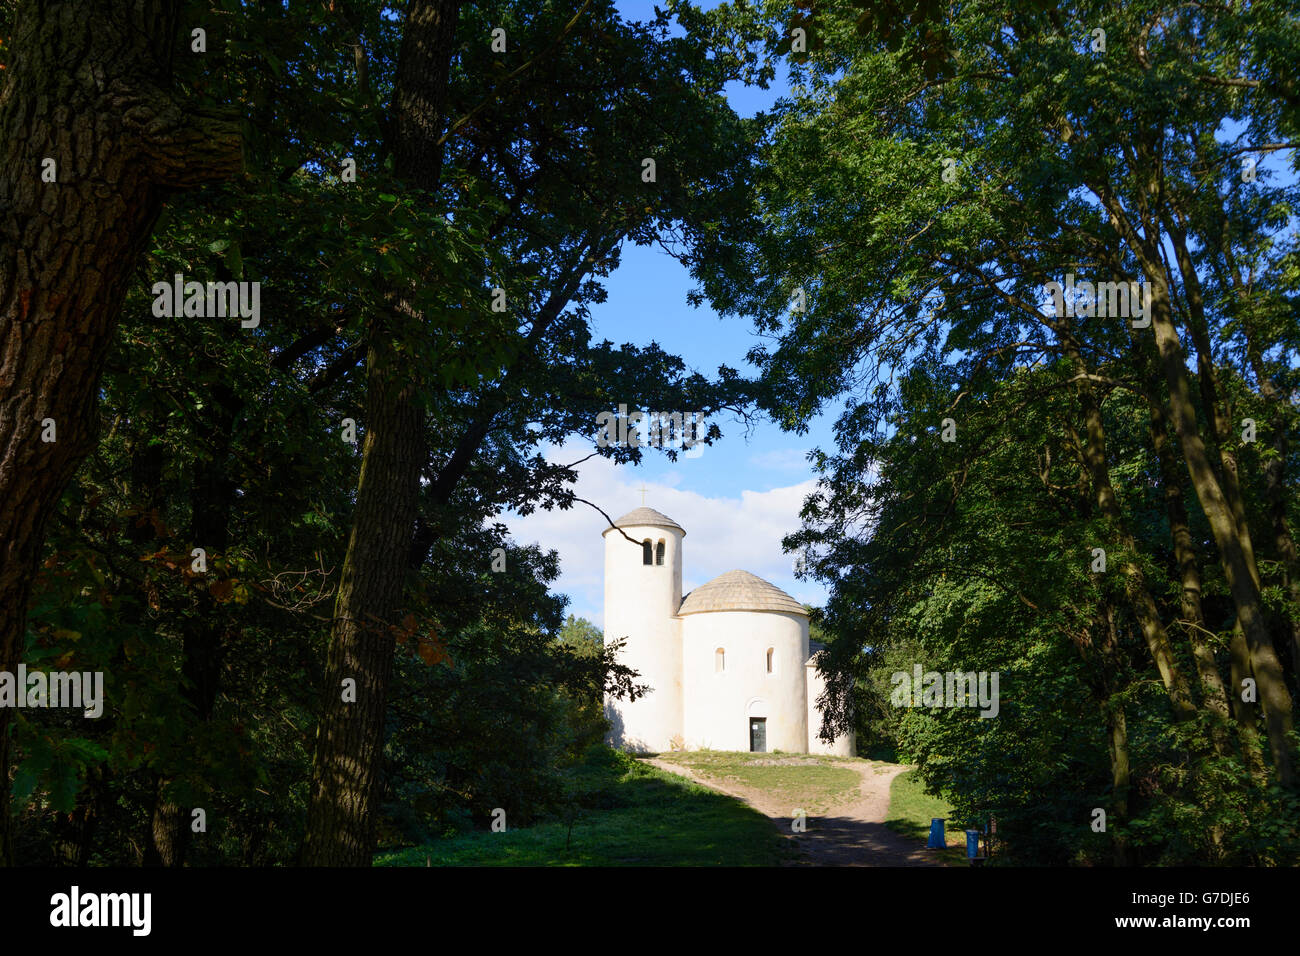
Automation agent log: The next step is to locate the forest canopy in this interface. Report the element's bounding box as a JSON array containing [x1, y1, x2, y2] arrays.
[[0, 0, 1297, 868]]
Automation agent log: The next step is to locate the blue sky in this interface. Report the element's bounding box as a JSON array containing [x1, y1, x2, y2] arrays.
[[504, 1, 841, 628], [503, 3, 1300, 631]]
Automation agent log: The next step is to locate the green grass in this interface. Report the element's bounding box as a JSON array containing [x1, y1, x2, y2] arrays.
[[375, 749, 793, 866], [656, 751, 862, 815], [884, 769, 968, 865]]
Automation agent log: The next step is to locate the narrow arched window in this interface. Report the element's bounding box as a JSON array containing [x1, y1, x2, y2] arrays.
[[766, 648, 774, 673], [715, 648, 725, 672], [642, 540, 653, 565], [655, 540, 665, 566]]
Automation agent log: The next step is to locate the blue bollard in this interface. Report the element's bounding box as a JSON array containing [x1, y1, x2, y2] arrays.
[[927, 818, 946, 849], [965, 828, 981, 859]]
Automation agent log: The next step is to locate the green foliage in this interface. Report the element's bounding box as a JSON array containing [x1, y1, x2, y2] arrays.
[[690, 0, 1300, 865], [11, 0, 753, 865], [10, 0, 1296, 870]]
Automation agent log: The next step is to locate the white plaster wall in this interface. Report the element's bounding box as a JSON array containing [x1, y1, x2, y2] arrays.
[[603, 523, 684, 752], [681, 610, 808, 752], [806, 653, 856, 756]]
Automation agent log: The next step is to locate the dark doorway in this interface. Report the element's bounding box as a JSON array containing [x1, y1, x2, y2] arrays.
[[749, 718, 767, 753]]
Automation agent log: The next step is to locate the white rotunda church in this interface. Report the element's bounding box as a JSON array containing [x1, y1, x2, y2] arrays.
[[602, 506, 855, 756]]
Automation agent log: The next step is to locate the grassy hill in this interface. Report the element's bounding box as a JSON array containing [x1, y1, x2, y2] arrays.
[[378, 746, 966, 867]]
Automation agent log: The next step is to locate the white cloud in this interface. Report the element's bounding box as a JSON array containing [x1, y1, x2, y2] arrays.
[[504, 442, 826, 631]]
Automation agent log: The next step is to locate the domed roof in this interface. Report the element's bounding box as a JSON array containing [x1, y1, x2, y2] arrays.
[[678, 569, 807, 617], [602, 507, 685, 536]]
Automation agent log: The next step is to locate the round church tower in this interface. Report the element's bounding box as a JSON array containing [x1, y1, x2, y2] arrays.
[[602, 507, 685, 752], [679, 570, 810, 752]]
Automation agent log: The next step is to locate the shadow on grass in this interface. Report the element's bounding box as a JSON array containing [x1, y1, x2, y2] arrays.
[[376, 758, 794, 867]]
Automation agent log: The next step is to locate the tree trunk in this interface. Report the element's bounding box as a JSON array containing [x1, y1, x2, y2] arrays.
[[1056, 322, 1198, 721], [1149, 401, 1234, 726], [301, 333, 426, 865], [1237, 304, 1300, 677], [1133, 336, 1235, 756], [146, 379, 239, 866], [1104, 701, 1131, 866], [146, 789, 188, 868], [1228, 624, 1267, 778], [1100, 605, 1131, 866], [1166, 226, 1261, 590], [1204, 202, 1300, 678], [301, 0, 460, 866], [0, 0, 241, 864], [1145, 277, 1297, 788]]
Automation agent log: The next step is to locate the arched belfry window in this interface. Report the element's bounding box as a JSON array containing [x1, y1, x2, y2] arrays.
[[766, 648, 774, 674], [655, 540, 665, 566], [642, 540, 653, 565], [715, 648, 725, 673]]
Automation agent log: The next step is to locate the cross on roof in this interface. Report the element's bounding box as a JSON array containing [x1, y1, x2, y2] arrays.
[[638, 483, 649, 505]]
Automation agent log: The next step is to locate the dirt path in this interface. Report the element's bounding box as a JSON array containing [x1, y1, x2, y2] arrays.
[[645, 756, 948, 866]]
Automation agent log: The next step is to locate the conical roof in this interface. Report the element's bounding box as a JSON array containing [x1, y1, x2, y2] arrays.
[[602, 507, 685, 536], [679, 569, 807, 617]]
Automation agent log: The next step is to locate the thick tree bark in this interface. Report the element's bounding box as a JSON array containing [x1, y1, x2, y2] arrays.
[[301, 0, 460, 867], [301, 332, 427, 865], [146, 794, 188, 868], [0, 0, 241, 864]]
